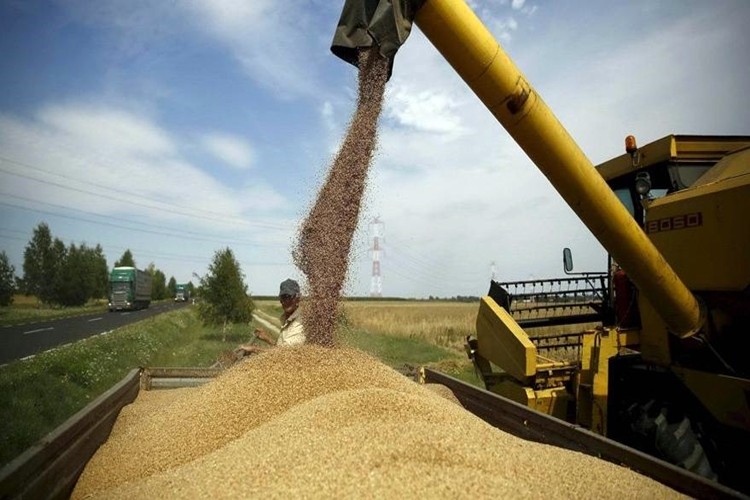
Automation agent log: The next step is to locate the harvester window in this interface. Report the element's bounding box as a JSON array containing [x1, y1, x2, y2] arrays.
[[613, 188, 636, 218], [667, 164, 713, 190]]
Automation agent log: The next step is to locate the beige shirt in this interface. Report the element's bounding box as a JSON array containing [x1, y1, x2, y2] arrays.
[[276, 308, 305, 346]]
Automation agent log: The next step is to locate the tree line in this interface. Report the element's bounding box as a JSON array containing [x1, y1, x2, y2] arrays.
[[2, 224, 257, 345], [0, 223, 189, 307]]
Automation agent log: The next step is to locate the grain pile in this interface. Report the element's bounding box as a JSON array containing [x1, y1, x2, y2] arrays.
[[293, 48, 389, 347], [73, 346, 683, 499]]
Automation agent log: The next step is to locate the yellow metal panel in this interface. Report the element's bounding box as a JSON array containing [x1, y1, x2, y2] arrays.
[[646, 153, 750, 290], [415, 0, 703, 338], [532, 387, 571, 421], [475, 296, 536, 381], [411, 0, 510, 91], [636, 296, 672, 366], [595, 135, 750, 182], [491, 380, 570, 421], [491, 379, 535, 405], [579, 328, 642, 434], [672, 367, 750, 431]]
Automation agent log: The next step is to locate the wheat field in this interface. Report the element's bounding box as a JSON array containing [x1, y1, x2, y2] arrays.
[[340, 300, 477, 353]]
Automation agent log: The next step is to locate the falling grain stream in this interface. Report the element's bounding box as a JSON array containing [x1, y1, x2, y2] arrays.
[[294, 48, 389, 347]]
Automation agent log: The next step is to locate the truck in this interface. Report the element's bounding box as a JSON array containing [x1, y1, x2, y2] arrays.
[[174, 283, 190, 303], [108, 267, 152, 312], [331, 0, 749, 493]]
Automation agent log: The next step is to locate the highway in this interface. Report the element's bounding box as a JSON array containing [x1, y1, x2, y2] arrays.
[[0, 301, 190, 365]]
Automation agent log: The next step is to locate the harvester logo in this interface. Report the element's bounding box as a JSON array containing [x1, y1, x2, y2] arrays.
[[646, 212, 702, 234]]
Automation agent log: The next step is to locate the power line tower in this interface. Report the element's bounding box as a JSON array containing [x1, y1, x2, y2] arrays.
[[369, 217, 384, 297]]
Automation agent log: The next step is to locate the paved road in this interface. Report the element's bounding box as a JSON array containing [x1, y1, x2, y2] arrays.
[[0, 301, 190, 365]]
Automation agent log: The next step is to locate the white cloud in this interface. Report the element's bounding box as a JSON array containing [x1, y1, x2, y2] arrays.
[[321, 101, 333, 119], [511, 0, 525, 10], [184, 0, 273, 32], [182, 0, 332, 100], [201, 133, 255, 170], [320, 101, 338, 134], [0, 103, 291, 232], [488, 16, 519, 43], [56, 0, 337, 101], [39, 105, 175, 159], [385, 85, 465, 134]]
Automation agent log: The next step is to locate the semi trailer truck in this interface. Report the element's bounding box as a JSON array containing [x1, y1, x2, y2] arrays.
[[108, 267, 152, 312], [174, 284, 190, 303]]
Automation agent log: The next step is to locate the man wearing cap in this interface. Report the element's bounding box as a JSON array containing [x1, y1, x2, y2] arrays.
[[237, 278, 305, 355]]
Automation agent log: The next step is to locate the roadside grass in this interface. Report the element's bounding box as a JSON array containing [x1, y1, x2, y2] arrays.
[[254, 299, 282, 319], [0, 295, 109, 327], [0, 296, 175, 327], [0, 306, 256, 466]]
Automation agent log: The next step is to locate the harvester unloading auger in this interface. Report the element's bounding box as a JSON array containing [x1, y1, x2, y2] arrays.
[[332, 0, 750, 492]]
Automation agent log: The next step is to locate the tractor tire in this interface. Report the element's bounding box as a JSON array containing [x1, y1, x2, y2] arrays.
[[627, 400, 717, 481]]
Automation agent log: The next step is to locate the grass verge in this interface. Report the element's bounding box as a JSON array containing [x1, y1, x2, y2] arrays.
[[0, 296, 177, 327], [0, 297, 109, 327], [0, 307, 255, 466]]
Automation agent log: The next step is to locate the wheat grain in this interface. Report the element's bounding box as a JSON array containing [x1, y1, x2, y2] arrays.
[[73, 346, 683, 499]]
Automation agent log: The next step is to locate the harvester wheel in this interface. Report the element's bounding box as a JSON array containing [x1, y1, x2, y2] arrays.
[[627, 400, 717, 480]]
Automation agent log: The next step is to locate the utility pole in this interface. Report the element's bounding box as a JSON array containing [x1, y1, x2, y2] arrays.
[[370, 217, 384, 297]]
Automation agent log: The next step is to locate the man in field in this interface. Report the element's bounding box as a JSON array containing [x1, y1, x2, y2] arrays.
[[237, 278, 305, 355]]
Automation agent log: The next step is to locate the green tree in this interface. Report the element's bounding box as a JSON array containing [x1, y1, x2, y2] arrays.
[[153, 270, 167, 300], [88, 244, 109, 299], [0, 251, 16, 306], [22, 222, 54, 304], [115, 249, 135, 268], [167, 276, 177, 298], [197, 248, 254, 341], [146, 263, 167, 300], [53, 243, 109, 306], [23, 223, 68, 306], [57, 243, 89, 307], [187, 281, 196, 297], [49, 238, 67, 305]]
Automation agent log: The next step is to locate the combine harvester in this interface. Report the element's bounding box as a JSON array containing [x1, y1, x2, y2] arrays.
[[1, 0, 747, 498]]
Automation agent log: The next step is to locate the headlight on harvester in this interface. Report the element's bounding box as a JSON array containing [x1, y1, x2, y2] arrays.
[[635, 172, 652, 197]]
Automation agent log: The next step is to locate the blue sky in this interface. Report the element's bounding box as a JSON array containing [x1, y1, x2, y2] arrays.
[[1, 0, 749, 298]]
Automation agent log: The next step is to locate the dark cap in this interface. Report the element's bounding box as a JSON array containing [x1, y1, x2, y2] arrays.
[[279, 279, 300, 296]]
